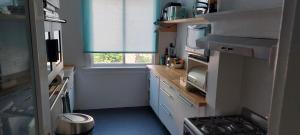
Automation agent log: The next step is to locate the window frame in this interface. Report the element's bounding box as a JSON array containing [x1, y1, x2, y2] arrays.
[[90, 53, 155, 67]]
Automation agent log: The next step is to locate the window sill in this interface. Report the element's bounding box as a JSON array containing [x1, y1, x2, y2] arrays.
[[88, 66, 147, 69], [81, 65, 149, 70]]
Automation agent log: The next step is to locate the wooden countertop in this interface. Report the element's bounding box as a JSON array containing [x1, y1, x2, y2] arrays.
[[147, 65, 207, 107], [64, 65, 75, 71]]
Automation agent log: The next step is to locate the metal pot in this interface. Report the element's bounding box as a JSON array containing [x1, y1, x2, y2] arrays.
[[167, 5, 185, 20]]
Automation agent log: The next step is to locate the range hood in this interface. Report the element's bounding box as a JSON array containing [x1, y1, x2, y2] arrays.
[[197, 35, 278, 64]]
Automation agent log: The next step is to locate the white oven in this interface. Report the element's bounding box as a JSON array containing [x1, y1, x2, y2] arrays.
[[49, 77, 69, 132]]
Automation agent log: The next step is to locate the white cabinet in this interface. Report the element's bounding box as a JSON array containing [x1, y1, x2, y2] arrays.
[[149, 71, 160, 115], [148, 70, 206, 135], [174, 94, 205, 135], [159, 89, 178, 135]]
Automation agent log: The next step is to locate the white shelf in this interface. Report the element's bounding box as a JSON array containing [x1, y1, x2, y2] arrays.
[[187, 80, 206, 94], [161, 17, 208, 24], [205, 7, 283, 21], [159, 6, 282, 25]]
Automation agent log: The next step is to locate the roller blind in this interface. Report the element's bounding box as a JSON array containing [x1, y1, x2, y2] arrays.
[[82, 0, 159, 53]]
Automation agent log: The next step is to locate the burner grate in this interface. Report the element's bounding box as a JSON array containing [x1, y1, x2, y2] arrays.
[[187, 116, 266, 135]]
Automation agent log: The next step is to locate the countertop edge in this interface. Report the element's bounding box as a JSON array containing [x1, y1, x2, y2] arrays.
[[146, 65, 207, 107]]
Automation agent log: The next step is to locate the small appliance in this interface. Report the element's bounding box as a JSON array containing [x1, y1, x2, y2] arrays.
[[187, 67, 207, 93], [161, 2, 186, 21], [185, 24, 211, 62]]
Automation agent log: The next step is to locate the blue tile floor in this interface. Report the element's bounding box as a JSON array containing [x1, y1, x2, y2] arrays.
[[75, 106, 170, 135]]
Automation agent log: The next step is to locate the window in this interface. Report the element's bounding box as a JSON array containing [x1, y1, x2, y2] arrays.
[[92, 53, 153, 65], [82, 0, 159, 66]]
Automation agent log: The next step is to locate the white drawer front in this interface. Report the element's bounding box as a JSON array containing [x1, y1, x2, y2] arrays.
[[159, 88, 178, 135], [160, 79, 177, 97]]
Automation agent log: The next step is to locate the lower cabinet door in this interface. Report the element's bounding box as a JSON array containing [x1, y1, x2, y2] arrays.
[[174, 94, 205, 135], [149, 71, 159, 115], [159, 89, 178, 135], [159, 103, 177, 135]]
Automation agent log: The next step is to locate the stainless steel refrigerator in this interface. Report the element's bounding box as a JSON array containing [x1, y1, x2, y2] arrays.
[[0, 0, 52, 134]]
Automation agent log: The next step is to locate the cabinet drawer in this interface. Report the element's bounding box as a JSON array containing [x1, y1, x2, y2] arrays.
[[159, 103, 177, 135], [160, 79, 177, 97], [160, 88, 175, 110], [159, 88, 178, 135]]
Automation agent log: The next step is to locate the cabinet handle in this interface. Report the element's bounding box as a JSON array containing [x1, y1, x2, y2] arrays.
[[162, 80, 169, 87], [161, 89, 173, 100], [151, 72, 158, 78], [161, 104, 173, 118], [162, 80, 174, 90], [178, 94, 194, 107]]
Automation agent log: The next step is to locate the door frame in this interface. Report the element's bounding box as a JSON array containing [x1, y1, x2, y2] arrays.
[[269, 0, 300, 135], [28, 0, 52, 134]]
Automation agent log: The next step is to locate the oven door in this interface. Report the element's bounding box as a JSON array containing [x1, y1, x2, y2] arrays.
[[46, 0, 60, 9], [184, 124, 196, 135], [184, 118, 203, 135], [49, 78, 68, 132]]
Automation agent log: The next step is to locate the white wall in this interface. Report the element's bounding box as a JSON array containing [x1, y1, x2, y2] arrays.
[[156, 32, 177, 64], [59, 0, 149, 110], [269, 0, 300, 134], [58, 0, 86, 67], [215, 0, 283, 117], [76, 68, 149, 110], [240, 58, 274, 117], [174, 0, 283, 117]]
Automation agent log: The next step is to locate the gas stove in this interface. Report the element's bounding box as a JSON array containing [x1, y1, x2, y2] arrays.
[[184, 109, 267, 135]]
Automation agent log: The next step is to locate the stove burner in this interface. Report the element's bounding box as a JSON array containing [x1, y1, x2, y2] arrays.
[[187, 116, 266, 135]]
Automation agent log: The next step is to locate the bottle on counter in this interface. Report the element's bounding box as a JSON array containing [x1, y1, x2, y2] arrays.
[[168, 43, 176, 58], [159, 48, 169, 65], [164, 47, 174, 67]]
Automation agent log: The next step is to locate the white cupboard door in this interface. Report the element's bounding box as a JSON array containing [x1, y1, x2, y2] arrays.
[[159, 89, 178, 135], [174, 94, 204, 135], [149, 71, 159, 115]]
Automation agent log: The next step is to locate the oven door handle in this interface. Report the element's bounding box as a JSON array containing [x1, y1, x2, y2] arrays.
[[45, 17, 67, 23]]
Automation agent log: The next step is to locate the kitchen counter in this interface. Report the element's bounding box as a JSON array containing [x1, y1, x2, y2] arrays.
[[147, 65, 207, 107], [64, 65, 75, 75]]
